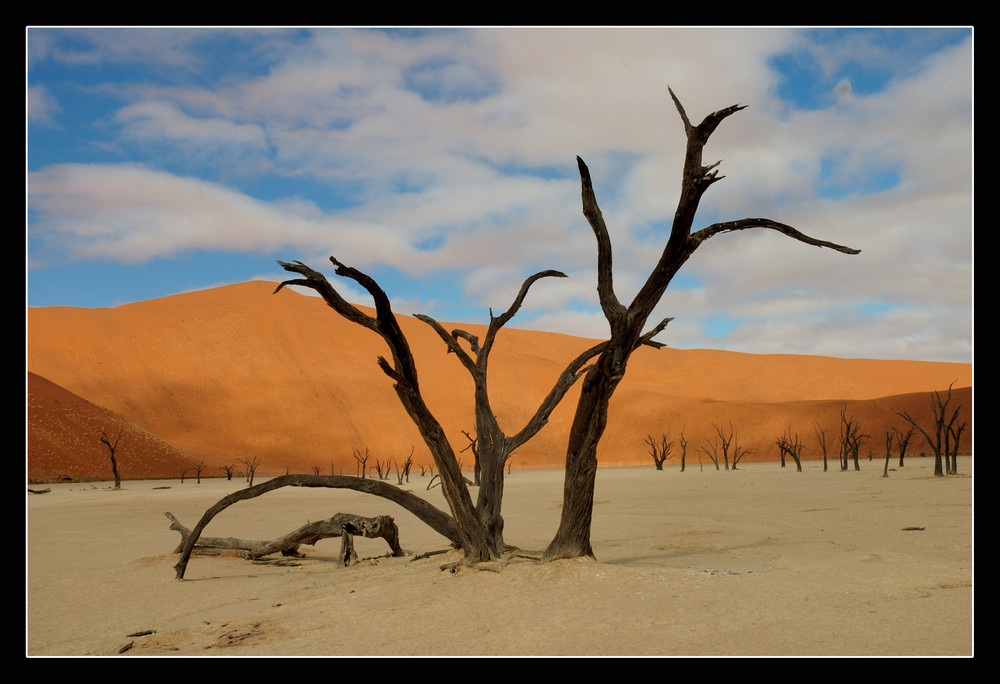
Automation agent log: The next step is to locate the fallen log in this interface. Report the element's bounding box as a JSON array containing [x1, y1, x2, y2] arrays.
[[165, 511, 404, 567]]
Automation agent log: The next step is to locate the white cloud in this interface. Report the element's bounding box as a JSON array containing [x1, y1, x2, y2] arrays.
[[26, 28, 972, 362], [27, 85, 61, 126], [115, 101, 268, 149]]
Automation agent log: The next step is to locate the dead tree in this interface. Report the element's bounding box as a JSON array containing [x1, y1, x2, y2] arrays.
[[895, 383, 965, 477], [731, 439, 753, 470], [193, 460, 207, 484], [219, 463, 237, 481], [697, 435, 722, 471], [645, 433, 675, 470], [239, 454, 262, 487], [714, 422, 732, 471], [892, 425, 916, 468], [99, 429, 123, 489], [815, 422, 830, 472], [711, 421, 751, 471], [373, 457, 392, 480], [947, 420, 967, 475], [543, 88, 858, 561], [394, 447, 414, 485], [776, 427, 804, 472], [353, 447, 370, 479], [882, 428, 894, 478], [177, 465, 190, 483], [678, 430, 688, 473], [839, 408, 868, 471], [165, 511, 403, 567]]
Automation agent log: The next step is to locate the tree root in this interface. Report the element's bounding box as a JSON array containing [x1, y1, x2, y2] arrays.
[[439, 549, 542, 574]]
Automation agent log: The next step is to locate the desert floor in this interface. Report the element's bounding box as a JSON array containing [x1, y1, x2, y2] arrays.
[[26, 456, 973, 657]]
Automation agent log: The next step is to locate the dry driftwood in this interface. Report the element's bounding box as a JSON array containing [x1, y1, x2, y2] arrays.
[[165, 511, 404, 567]]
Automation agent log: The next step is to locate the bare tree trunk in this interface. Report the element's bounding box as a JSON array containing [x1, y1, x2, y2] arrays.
[[815, 423, 829, 472], [100, 429, 123, 489], [893, 425, 915, 468], [776, 427, 803, 473], [544, 88, 858, 561]]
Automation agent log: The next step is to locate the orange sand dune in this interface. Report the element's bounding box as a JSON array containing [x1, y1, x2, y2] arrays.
[[27, 281, 972, 479]]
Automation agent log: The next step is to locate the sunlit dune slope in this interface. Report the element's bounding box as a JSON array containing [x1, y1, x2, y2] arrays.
[[27, 281, 971, 480]]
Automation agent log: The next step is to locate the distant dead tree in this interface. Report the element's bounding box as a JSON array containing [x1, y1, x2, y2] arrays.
[[373, 457, 393, 481], [713, 422, 733, 470], [645, 433, 675, 470], [895, 382, 967, 477], [353, 448, 370, 479], [312, 465, 322, 476], [394, 447, 415, 485], [710, 421, 751, 470], [839, 408, 868, 471], [729, 434, 754, 470], [99, 428, 123, 489], [177, 465, 191, 483], [880, 427, 895, 478], [460, 430, 481, 486], [882, 427, 894, 478], [697, 435, 721, 471], [678, 430, 688, 472], [947, 421, 968, 475], [892, 425, 916, 468], [776, 427, 804, 472], [193, 460, 207, 484], [239, 454, 262, 488], [814, 422, 830, 472], [219, 463, 237, 481]]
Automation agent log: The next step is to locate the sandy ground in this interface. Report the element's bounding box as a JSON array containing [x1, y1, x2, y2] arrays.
[[26, 457, 973, 657]]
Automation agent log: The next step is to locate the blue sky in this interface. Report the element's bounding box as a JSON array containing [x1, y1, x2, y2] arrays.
[[27, 27, 973, 363]]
